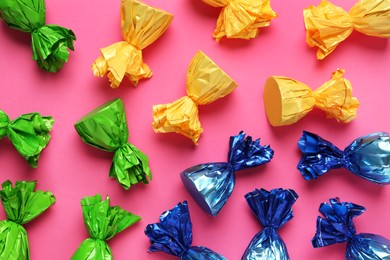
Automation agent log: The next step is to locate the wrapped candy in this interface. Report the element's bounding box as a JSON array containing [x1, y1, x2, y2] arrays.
[[74, 98, 151, 190], [0, 180, 55, 259], [92, 0, 173, 88], [312, 198, 390, 259], [71, 194, 141, 260], [145, 201, 226, 260], [0, 0, 75, 72], [0, 110, 54, 168], [202, 0, 278, 41], [298, 131, 390, 184], [263, 69, 360, 127], [304, 0, 390, 59], [181, 131, 274, 216], [242, 188, 298, 260], [152, 51, 237, 144]]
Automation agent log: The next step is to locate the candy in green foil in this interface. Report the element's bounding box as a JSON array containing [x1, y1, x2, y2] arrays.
[[0, 110, 54, 168], [0, 180, 56, 260], [71, 194, 141, 260], [0, 0, 76, 72], [74, 98, 152, 190]]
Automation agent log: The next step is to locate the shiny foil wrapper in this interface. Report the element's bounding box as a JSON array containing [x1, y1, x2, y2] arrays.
[[152, 51, 237, 144], [263, 69, 359, 127], [298, 131, 390, 184], [71, 195, 141, 260], [0, 110, 54, 168], [92, 0, 173, 88], [74, 98, 152, 190], [242, 188, 298, 260], [0, 0, 75, 72], [312, 198, 390, 259], [145, 201, 226, 260], [202, 0, 278, 41], [181, 131, 274, 216], [0, 180, 55, 260], [304, 0, 390, 59]]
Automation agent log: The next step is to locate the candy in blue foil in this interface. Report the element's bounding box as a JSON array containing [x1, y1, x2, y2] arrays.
[[242, 188, 298, 260], [144, 201, 226, 260], [312, 198, 390, 259], [298, 131, 390, 184], [180, 131, 274, 216]]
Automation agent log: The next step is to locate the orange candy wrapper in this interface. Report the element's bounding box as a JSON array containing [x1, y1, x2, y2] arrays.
[[263, 69, 360, 127], [92, 0, 173, 88], [152, 51, 238, 144], [202, 0, 278, 41], [304, 0, 390, 59]]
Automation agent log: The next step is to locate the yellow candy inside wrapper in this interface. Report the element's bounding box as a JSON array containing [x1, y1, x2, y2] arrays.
[[152, 51, 238, 144], [263, 69, 360, 127], [92, 0, 173, 88], [203, 0, 278, 41], [304, 0, 390, 59]]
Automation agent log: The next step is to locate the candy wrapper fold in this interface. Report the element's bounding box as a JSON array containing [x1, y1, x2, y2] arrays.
[[152, 51, 238, 144], [242, 188, 298, 260], [304, 0, 390, 59], [92, 0, 173, 88], [145, 201, 226, 259], [0, 0, 76, 72], [181, 131, 274, 216], [71, 194, 141, 260], [263, 69, 359, 127], [0, 180, 55, 260], [202, 0, 278, 41], [298, 131, 390, 184], [74, 98, 152, 190], [312, 198, 390, 259], [0, 110, 54, 168]]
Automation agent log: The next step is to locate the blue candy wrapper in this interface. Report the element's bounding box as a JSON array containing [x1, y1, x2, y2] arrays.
[[144, 201, 226, 260], [312, 198, 390, 259], [181, 131, 274, 216], [298, 131, 390, 184], [242, 188, 298, 260]]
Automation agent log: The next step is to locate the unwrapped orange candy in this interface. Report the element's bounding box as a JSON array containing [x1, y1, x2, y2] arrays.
[[92, 0, 173, 88]]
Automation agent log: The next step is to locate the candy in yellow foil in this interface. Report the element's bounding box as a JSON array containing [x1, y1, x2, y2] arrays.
[[152, 51, 238, 144], [263, 69, 360, 127], [92, 0, 173, 88], [202, 0, 278, 41], [304, 0, 390, 59]]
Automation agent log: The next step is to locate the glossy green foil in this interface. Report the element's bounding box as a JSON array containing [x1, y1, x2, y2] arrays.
[[74, 98, 152, 190], [0, 180, 56, 260], [0, 0, 76, 72]]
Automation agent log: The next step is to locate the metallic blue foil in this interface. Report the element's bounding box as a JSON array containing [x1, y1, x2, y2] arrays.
[[144, 201, 226, 260], [297, 131, 390, 184], [242, 188, 298, 260], [181, 131, 274, 216], [312, 198, 390, 260]]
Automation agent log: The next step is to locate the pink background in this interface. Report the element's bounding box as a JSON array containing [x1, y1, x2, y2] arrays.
[[1, 0, 390, 259]]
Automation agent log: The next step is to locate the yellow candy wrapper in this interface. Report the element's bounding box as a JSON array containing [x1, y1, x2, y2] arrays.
[[92, 0, 173, 88], [263, 69, 360, 127], [304, 0, 390, 59], [152, 51, 238, 144], [203, 0, 278, 41]]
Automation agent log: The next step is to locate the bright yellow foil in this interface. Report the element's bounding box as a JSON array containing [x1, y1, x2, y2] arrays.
[[152, 51, 238, 144], [304, 0, 390, 59], [92, 0, 173, 88], [203, 0, 278, 41], [263, 69, 360, 127]]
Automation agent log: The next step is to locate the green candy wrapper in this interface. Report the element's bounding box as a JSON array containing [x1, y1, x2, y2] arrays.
[[0, 180, 56, 260], [71, 194, 141, 260], [0, 0, 76, 72], [74, 98, 152, 190], [0, 110, 54, 168]]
